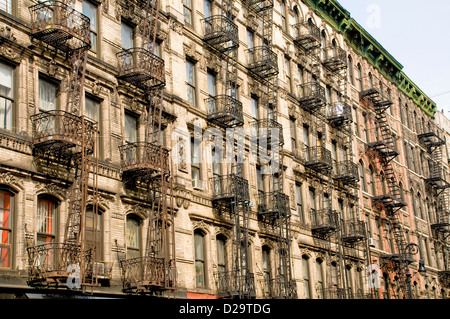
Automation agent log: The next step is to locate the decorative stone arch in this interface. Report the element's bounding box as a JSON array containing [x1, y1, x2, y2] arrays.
[[34, 183, 68, 203]]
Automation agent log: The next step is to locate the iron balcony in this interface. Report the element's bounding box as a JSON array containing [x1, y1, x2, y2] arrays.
[[310, 208, 339, 235], [341, 220, 366, 244], [119, 142, 170, 181], [293, 20, 321, 51], [334, 161, 359, 185], [203, 15, 239, 52], [327, 101, 352, 127], [216, 271, 256, 299], [298, 82, 326, 112], [242, 0, 274, 13], [247, 46, 279, 79], [206, 95, 244, 128], [31, 110, 97, 155], [323, 46, 348, 72], [257, 191, 290, 221], [250, 118, 284, 146], [211, 175, 250, 204], [117, 48, 166, 91], [29, 0, 91, 52], [360, 76, 393, 110], [304, 146, 333, 173]]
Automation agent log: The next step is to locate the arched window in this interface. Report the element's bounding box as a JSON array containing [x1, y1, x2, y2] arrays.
[[316, 258, 324, 299], [410, 189, 417, 217], [302, 255, 311, 299], [320, 31, 327, 60], [126, 214, 141, 259], [348, 55, 355, 85], [359, 160, 367, 193], [357, 64, 363, 91], [37, 195, 58, 245], [280, 0, 287, 32], [216, 235, 227, 274], [262, 246, 271, 293], [86, 205, 103, 261], [293, 6, 300, 27], [194, 230, 206, 288], [417, 193, 424, 219], [0, 188, 15, 268], [369, 165, 376, 196]]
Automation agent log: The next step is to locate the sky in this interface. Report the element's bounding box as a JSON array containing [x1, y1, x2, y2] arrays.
[[337, 0, 450, 117]]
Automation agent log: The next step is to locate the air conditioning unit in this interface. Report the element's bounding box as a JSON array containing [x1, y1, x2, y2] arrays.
[[368, 238, 377, 248], [192, 179, 204, 190]]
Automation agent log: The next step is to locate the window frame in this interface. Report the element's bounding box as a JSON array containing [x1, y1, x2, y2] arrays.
[[0, 61, 14, 131], [185, 58, 197, 107], [183, 0, 193, 26], [194, 230, 206, 288], [82, 0, 98, 53], [0, 190, 14, 269], [36, 196, 58, 245], [126, 214, 142, 259]]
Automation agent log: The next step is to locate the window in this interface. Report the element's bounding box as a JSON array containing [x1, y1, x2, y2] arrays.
[[207, 70, 216, 113], [251, 96, 259, 136], [126, 215, 141, 259], [280, 0, 287, 31], [353, 107, 360, 137], [284, 56, 292, 92], [0, 0, 12, 14], [357, 64, 363, 91], [295, 183, 303, 223], [375, 219, 383, 250], [86, 205, 102, 261], [124, 112, 138, 143], [39, 78, 57, 112], [0, 62, 13, 130], [290, 118, 296, 152], [0, 191, 13, 268], [121, 22, 134, 50], [246, 29, 255, 62], [359, 160, 367, 193], [262, 246, 271, 293], [186, 59, 196, 106], [365, 214, 372, 239], [183, 0, 193, 25], [348, 55, 355, 85], [194, 231, 206, 288], [85, 95, 102, 158], [203, 0, 212, 18], [83, 1, 98, 52], [316, 259, 324, 299], [309, 188, 316, 211], [303, 125, 310, 160], [363, 113, 369, 142], [302, 256, 311, 299], [191, 137, 201, 182], [212, 147, 221, 179], [369, 165, 376, 196], [216, 235, 226, 273], [37, 196, 57, 245], [256, 166, 264, 197]]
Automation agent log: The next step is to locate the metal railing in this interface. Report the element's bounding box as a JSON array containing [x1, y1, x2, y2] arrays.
[[119, 142, 170, 176], [216, 271, 256, 297], [327, 101, 352, 123], [203, 15, 239, 52], [242, 0, 274, 13], [334, 161, 359, 182], [206, 95, 244, 128], [304, 146, 332, 169], [31, 110, 97, 154], [211, 175, 250, 203], [341, 220, 366, 243], [258, 191, 290, 218], [29, 0, 91, 52], [247, 46, 279, 78], [117, 48, 166, 90], [298, 82, 326, 111], [311, 209, 339, 233], [120, 256, 169, 290], [250, 118, 284, 145], [324, 46, 347, 70], [293, 20, 321, 50]]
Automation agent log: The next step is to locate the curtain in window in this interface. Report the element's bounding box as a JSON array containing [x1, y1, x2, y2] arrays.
[[37, 199, 55, 245], [126, 216, 140, 259], [39, 79, 56, 112], [121, 23, 134, 50], [194, 232, 205, 287], [0, 0, 12, 14], [0, 192, 11, 268], [0, 63, 13, 130]]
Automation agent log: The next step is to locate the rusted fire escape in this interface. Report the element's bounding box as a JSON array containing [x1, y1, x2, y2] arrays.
[[116, 0, 176, 295], [26, 0, 101, 291], [243, 0, 296, 299], [418, 122, 450, 290], [203, 0, 254, 299], [361, 74, 411, 298]]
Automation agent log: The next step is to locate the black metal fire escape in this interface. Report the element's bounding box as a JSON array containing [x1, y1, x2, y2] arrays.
[[361, 75, 410, 298], [26, 0, 101, 292], [116, 0, 177, 296]]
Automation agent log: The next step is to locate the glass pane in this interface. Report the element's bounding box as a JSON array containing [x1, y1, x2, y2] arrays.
[[203, 0, 212, 18], [121, 23, 134, 50], [39, 79, 57, 111], [207, 72, 215, 97], [186, 61, 195, 85], [125, 114, 138, 143], [0, 192, 10, 229], [0, 98, 12, 130], [126, 217, 140, 249], [195, 261, 205, 287], [0, 62, 13, 98], [85, 97, 100, 122], [83, 1, 97, 33], [37, 199, 55, 235], [0, 0, 12, 14], [194, 233, 204, 260], [216, 238, 225, 266]]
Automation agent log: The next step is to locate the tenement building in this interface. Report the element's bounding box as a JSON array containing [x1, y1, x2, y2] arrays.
[[0, 0, 448, 299]]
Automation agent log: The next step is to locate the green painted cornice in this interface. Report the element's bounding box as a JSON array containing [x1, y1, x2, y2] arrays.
[[301, 0, 437, 117]]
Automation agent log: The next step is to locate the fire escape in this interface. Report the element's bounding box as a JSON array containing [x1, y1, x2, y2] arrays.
[[244, 0, 296, 299], [116, 0, 176, 295], [361, 75, 411, 298], [418, 122, 450, 290], [204, 0, 254, 299], [26, 1, 101, 291]]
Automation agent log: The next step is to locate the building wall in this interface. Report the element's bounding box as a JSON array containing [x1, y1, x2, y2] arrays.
[[0, 0, 447, 299]]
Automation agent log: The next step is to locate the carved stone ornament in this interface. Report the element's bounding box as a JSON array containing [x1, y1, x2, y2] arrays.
[[48, 58, 58, 77], [192, 219, 209, 233], [0, 172, 23, 189], [35, 182, 67, 200], [0, 26, 16, 42], [175, 186, 192, 210]]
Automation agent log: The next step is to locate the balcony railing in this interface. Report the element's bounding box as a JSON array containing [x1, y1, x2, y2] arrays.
[[250, 118, 284, 146], [247, 46, 279, 79], [117, 48, 165, 90], [334, 161, 359, 184], [360, 75, 393, 109], [293, 20, 321, 51], [216, 271, 256, 298], [119, 142, 170, 180], [242, 0, 274, 13], [31, 110, 97, 155], [203, 15, 239, 52], [206, 95, 244, 128], [323, 46, 347, 71], [261, 276, 295, 299], [211, 175, 250, 203], [258, 191, 290, 220], [120, 256, 175, 292], [417, 122, 445, 151], [298, 82, 326, 112], [27, 243, 84, 287], [311, 209, 339, 234], [341, 220, 366, 244], [29, 0, 91, 52], [304, 146, 333, 173], [327, 102, 352, 127]]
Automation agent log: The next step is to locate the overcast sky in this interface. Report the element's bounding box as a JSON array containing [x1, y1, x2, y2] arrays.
[[337, 0, 450, 117]]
